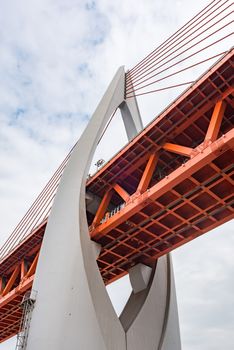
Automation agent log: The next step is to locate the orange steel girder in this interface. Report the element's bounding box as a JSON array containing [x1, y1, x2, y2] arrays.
[[205, 100, 226, 143], [90, 98, 233, 240], [113, 184, 130, 202], [91, 128, 234, 240], [0, 249, 40, 308], [162, 143, 193, 158], [92, 190, 113, 227], [1, 266, 20, 297], [137, 153, 158, 193], [0, 50, 233, 344], [24, 252, 39, 279], [20, 260, 26, 280], [92, 184, 131, 227]]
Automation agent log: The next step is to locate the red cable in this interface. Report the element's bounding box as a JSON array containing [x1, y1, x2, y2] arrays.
[[98, 108, 117, 145], [128, 0, 230, 81], [4, 108, 117, 256], [126, 26, 233, 94], [1, 1, 232, 260], [126, 7, 233, 87], [0, 165, 65, 258], [126, 32, 233, 95], [0, 172, 61, 259], [126, 81, 195, 99], [126, 52, 226, 95], [128, 0, 226, 75], [0, 145, 76, 259]]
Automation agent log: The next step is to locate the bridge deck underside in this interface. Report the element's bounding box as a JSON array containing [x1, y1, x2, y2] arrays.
[[0, 294, 23, 343], [93, 149, 234, 283], [88, 51, 234, 283], [0, 51, 233, 343]]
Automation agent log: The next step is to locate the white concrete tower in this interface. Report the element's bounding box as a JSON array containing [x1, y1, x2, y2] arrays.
[[25, 67, 181, 350]]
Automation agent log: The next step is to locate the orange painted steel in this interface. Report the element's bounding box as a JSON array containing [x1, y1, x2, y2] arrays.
[[92, 190, 113, 228], [162, 143, 193, 157], [113, 184, 130, 203], [1, 266, 20, 297], [137, 153, 158, 193], [205, 99, 226, 142], [0, 50, 233, 343], [91, 128, 233, 239]]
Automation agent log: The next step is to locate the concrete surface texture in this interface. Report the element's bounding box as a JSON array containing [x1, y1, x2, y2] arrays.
[[25, 67, 181, 349]]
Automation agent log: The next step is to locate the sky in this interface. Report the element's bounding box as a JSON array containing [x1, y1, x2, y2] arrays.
[[0, 0, 233, 349]]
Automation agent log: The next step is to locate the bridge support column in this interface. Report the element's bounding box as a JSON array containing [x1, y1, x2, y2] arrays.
[[25, 67, 181, 350], [121, 257, 181, 350]]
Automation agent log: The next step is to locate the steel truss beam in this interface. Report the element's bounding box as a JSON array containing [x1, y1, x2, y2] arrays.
[[90, 97, 233, 240], [0, 50, 233, 346]]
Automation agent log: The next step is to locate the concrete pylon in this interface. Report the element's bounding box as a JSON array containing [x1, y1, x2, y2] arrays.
[[26, 67, 181, 349]]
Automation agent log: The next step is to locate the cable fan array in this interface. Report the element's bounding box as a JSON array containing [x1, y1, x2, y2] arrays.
[[0, 148, 74, 261], [0, 0, 233, 262], [0, 105, 117, 261], [125, 0, 233, 98]]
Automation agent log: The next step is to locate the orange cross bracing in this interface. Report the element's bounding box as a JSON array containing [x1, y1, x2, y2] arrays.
[[0, 50, 233, 343]]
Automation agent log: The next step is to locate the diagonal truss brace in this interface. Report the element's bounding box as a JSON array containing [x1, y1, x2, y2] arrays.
[[90, 94, 232, 239]]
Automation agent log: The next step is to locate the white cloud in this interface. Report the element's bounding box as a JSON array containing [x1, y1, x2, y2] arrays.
[[0, 0, 233, 348], [173, 221, 234, 349]]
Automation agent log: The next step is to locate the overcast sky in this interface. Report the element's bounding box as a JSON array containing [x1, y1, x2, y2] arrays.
[[0, 0, 233, 349]]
